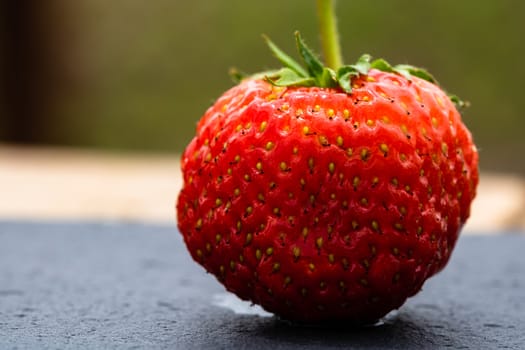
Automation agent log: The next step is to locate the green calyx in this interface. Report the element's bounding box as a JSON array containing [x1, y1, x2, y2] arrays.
[[232, 0, 466, 109], [233, 31, 467, 109]]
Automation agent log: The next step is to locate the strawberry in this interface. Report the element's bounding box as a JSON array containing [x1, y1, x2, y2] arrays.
[[176, 1, 478, 324]]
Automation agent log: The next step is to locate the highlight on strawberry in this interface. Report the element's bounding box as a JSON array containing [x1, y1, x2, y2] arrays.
[[176, 0, 478, 324]]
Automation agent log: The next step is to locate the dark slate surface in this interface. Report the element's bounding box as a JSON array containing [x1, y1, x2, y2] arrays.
[[0, 221, 524, 350]]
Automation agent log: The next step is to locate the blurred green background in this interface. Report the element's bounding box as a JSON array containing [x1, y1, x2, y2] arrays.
[[1, 0, 524, 174]]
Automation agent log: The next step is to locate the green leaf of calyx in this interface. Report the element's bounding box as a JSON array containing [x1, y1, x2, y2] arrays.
[[448, 94, 470, 109], [229, 67, 247, 84], [351, 54, 372, 75], [393, 64, 437, 84], [264, 68, 316, 87], [294, 31, 338, 88], [336, 66, 358, 93], [263, 35, 308, 78], [370, 58, 394, 72], [335, 54, 372, 93], [295, 31, 324, 78]]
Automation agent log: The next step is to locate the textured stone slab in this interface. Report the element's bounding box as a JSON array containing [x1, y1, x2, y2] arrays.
[[0, 221, 524, 349]]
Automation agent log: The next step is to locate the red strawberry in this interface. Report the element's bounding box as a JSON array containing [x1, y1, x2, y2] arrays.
[[176, 4, 478, 324]]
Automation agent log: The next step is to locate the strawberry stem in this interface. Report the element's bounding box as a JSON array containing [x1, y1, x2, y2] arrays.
[[316, 0, 343, 70]]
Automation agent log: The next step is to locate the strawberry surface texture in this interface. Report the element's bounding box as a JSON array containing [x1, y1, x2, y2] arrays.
[[176, 68, 478, 323]]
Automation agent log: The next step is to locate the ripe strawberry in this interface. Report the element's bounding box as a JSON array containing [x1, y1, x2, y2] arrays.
[[176, 9, 478, 324]]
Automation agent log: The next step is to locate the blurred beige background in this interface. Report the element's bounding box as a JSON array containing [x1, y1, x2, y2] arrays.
[[1, 145, 524, 233]]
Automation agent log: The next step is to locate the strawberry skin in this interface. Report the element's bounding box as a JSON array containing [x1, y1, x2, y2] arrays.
[[177, 70, 478, 323]]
